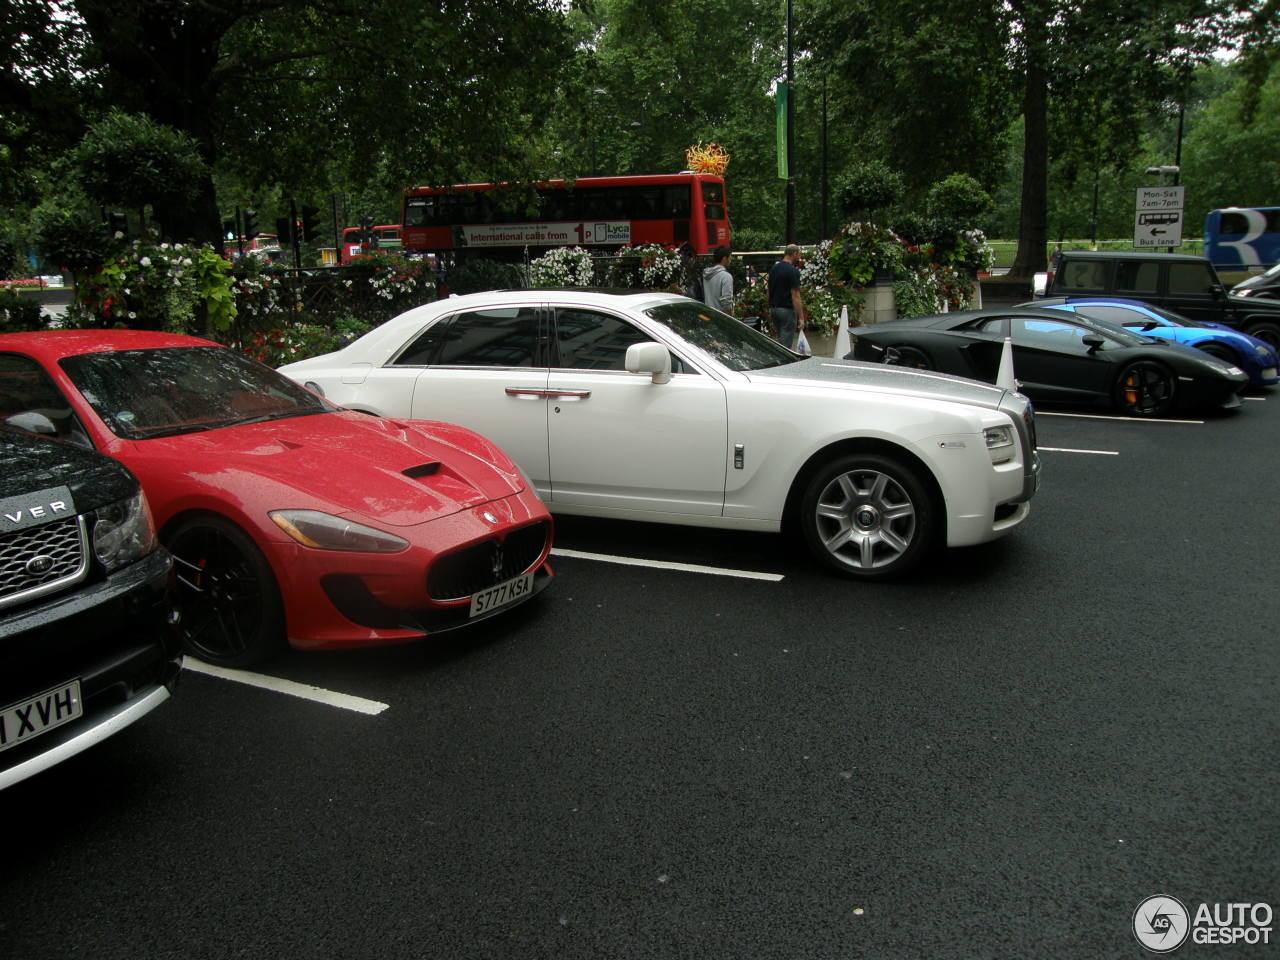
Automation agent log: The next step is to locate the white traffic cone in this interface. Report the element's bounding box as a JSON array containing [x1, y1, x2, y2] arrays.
[[833, 305, 851, 359], [996, 336, 1017, 391]]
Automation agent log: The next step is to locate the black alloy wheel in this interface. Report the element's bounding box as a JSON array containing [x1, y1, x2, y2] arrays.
[[168, 515, 285, 667], [1245, 321, 1280, 353], [1114, 360, 1177, 417], [800, 453, 934, 579]]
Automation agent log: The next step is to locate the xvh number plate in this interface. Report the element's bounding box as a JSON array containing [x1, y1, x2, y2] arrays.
[[0, 680, 82, 753], [470, 572, 534, 617]]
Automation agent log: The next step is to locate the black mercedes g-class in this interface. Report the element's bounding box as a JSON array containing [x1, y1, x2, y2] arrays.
[[0, 426, 180, 790], [1035, 250, 1280, 350]]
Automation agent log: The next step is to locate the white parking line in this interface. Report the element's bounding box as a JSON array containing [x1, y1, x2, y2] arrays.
[[1038, 411, 1204, 424], [550, 547, 784, 582], [1039, 446, 1119, 456], [184, 660, 390, 715]]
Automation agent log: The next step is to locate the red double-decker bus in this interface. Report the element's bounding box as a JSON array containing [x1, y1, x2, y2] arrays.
[[400, 172, 729, 258], [339, 224, 401, 263]]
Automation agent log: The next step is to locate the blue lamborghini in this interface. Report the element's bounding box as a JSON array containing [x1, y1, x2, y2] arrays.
[[1029, 296, 1280, 388]]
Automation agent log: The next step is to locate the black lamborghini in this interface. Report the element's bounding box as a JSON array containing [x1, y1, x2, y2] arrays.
[[848, 307, 1249, 417]]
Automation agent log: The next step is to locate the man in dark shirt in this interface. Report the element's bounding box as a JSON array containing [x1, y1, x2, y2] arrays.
[[767, 244, 806, 348]]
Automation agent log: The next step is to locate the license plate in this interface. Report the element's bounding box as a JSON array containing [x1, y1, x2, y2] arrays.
[[0, 680, 82, 754], [470, 572, 534, 617]]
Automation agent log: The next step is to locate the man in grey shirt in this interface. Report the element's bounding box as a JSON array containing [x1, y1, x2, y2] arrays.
[[702, 246, 734, 313]]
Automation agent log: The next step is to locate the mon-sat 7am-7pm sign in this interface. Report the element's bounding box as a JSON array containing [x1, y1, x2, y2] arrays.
[[456, 221, 631, 247], [1135, 186, 1185, 247]]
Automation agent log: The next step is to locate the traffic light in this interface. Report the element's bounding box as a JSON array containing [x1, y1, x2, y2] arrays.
[[243, 209, 260, 240], [301, 204, 322, 244], [222, 218, 236, 241], [275, 217, 292, 245]]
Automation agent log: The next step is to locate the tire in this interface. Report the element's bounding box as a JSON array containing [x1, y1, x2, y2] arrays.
[[889, 345, 933, 370], [800, 453, 935, 579], [168, 515, 285, 667], [1113, 360, 1176, 417], [1196, 342, 1238, 365], [1244, 321, 1280, 352]]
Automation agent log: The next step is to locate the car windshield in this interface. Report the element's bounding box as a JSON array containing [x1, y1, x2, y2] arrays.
[[642, 300, 800, 372], [60, 345, 335, 439]]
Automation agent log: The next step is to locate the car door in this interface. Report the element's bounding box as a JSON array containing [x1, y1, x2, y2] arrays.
[[544, 305, 728, 516], [403, 304, 552, 498], [979, 315, 1113, 403], [1160, 261, 1231, 325]]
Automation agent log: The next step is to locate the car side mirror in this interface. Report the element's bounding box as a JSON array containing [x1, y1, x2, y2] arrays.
[[1032, 272, 1048, 297], [1211, 283, 1227, 299], [1082, 334, 1106, 353], [5, 411, 58, 436], [625, 341, 672, 384]]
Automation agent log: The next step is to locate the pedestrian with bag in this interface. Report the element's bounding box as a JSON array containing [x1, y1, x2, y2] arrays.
[[702, 246, 734, 313], [768, 243, 806, 349]]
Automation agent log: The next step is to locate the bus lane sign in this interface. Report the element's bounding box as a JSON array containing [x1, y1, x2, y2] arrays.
[[1134, 186, 1185, 247]]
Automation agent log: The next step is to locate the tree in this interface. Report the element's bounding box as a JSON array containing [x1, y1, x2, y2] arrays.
[[803, 0, 1231, 276], [35, 0, 576, 243]]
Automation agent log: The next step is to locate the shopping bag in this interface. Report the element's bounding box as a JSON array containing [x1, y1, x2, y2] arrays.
[[795, 330, 812, 356]]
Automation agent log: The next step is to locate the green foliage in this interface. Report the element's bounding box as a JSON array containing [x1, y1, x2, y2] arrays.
[[33, 205, 120, 274], [72, 111, 207, 211], [242, 319, 376, 367], [442, 258, 527, 295], [925, 173, 993, 222], [66, 240, 236, 332], [834, 160, 905, 220], [827, 222, 905, 287], [0, 287, 44, 332]]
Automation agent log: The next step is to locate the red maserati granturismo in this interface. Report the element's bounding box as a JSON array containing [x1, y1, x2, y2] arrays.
[[0, 330, 553, 666]]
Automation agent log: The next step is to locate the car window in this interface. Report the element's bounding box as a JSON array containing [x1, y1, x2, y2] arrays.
[[59, 346, 331, 440], [0, 352, 92, 446], [1072, 305, 1151, 327], [1115, 261, 1159, 294], [553, 308, 672, 371], [974, 317, 1007, 334], [1060, 259, 1108, 290], [1167, 262, 1217, 296], [428, 307, 541, 367], [1010, 317, 1100, 348], [643, 300, 798, 372]]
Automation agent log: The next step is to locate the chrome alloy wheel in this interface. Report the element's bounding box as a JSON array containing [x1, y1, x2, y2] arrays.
[[813, 467, 918, 571]]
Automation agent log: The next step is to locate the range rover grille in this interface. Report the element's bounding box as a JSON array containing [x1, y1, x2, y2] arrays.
[[0, 516, 90, 610]]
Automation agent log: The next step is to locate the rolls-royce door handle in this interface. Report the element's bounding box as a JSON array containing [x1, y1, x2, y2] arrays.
[[504, 388, 592, 400]]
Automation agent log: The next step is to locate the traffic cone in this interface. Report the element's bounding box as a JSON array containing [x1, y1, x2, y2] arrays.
[[833, 305, 851, 359], [996, 336, 1017, 390]]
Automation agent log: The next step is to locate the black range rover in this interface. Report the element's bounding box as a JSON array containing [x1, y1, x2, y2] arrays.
[[0, 426, 181, 790]]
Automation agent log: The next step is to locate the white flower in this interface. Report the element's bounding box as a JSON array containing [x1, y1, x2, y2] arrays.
[[114, 231, 124, 239], [128, 311, 137, 319], [140, 257, 151, 267]]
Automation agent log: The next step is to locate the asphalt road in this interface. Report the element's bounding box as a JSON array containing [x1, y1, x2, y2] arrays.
[[2, 396, 1278, 960]]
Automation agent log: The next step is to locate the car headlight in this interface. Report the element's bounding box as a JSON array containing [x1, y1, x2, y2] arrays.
[[984, 425, 1016, 465], [270, 509, 409, 553], [92, 490, 157, 571]]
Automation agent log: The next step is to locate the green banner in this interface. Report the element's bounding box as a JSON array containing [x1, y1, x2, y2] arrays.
[[775, 82, 789, 180]]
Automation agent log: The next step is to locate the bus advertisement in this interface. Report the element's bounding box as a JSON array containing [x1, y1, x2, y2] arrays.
[[1203, 207, 1280, 272], [400, 173, 729, 258]]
